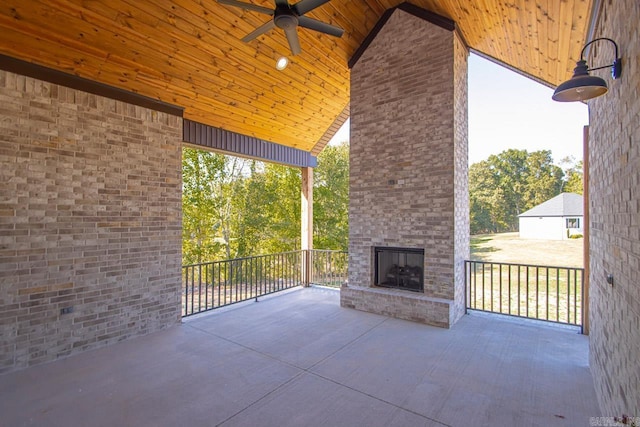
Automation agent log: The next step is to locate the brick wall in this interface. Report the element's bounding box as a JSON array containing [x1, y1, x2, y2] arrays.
[[588, 0, 640, 416], [452, 31, 469, 324], [0, 71, 183, 373], [343, 9, 468, 327]]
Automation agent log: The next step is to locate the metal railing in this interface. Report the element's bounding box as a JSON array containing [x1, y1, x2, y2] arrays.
[[465, 260, 584, 329], [182, 251, 304, 317], [184, 254, 584, 328], [182, 249, 348, 317], [309, 249, 348, 287]]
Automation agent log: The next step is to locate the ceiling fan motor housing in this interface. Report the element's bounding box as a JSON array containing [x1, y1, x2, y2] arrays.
[[217, 0, 343, 55], [274, 8, 299, 30]]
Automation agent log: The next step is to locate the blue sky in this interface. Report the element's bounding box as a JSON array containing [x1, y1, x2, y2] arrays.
[[329, 53, 588, 166]]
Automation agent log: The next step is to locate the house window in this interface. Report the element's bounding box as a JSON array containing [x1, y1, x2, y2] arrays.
[[566, 218, 580, 228]]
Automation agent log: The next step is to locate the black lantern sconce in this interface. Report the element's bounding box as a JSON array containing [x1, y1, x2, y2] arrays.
[[552, 38, 622, 102]]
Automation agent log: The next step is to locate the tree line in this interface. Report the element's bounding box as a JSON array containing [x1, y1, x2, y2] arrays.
[[182, 142, 348, 265], [470, 149, 582, 234], [182, 144, 582, 264]]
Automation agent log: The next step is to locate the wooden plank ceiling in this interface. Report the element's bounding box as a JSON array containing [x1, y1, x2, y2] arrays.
[[0, 0, 592, 152]]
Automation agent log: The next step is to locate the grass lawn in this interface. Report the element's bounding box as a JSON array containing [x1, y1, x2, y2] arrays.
[[470, 232, 584, 268], [468, 232, 584, 325]]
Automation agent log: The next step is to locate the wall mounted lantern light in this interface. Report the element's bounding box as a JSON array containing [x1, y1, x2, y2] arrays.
[[552, 37, 622, 102]]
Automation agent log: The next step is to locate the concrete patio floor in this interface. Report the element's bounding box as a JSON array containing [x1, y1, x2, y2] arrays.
[[1, 286, 600, 427]]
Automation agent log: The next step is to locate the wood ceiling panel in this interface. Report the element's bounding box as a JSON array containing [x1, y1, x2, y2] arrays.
[[0, 0, 592, 151]]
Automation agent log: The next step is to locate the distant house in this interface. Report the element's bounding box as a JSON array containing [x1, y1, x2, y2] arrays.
[[518, 193, 583, 240]]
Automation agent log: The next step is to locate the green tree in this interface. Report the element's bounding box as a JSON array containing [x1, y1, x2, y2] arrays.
[[257, 163, 302, 254], [560, 157, 583, 194], [469, 149, 565, 234], [470, 161, 509, 233], [216, 155, 252, 259], [182, 148, 257, 263], [524, 150, 564, 207], [182, 143, 350, 264], [182, 148, 227, 264], [227, 160, 270, 258], [314, 142, 349, 250], [491, 149, 529, 218]]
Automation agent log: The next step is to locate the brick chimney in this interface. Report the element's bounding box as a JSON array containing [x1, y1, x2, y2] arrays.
[[341, 6, 469, 328]]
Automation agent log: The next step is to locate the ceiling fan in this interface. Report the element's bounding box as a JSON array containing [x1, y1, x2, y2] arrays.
[[218, 0, 344, 55]]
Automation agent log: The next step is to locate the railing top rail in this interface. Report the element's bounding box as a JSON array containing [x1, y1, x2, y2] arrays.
[[183, 250, 304, 268], [183, 249, 348, 269], [466, 259, 584, 271]]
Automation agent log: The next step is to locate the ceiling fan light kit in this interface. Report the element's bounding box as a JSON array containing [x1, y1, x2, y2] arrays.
[[218, 0, 344, 55]]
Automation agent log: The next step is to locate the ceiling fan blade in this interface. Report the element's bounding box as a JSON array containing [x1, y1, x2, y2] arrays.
[[297, 16, 343, 37], [242, 20, 277, 42], [284, 27, 301, 55], [292, 0, 330, 16], [217, 0, 274, 15]]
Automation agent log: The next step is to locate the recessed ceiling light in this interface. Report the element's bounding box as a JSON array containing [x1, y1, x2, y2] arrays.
[[276, 56, 289, 70]]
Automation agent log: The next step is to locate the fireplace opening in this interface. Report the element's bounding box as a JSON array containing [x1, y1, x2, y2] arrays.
[[374, 247, 424, 292]]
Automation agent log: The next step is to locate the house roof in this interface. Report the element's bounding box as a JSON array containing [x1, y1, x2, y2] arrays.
[[519, 193, 584, 218], [0, 0, 594, 152]]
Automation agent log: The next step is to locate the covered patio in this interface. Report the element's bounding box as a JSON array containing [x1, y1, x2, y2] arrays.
[[1, 287, 599, 427], [1, 0, 639, 420]]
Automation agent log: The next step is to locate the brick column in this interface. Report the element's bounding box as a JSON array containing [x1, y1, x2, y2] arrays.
[[341, 7, 469, 328]]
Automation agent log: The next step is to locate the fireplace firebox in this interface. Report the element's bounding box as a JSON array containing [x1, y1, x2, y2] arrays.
[[374, 247, 424, 292]]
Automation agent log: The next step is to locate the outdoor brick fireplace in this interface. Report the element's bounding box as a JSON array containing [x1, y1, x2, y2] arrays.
[[375, 247, 424, 292], [340, 6, 469, 328]]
